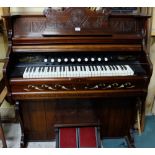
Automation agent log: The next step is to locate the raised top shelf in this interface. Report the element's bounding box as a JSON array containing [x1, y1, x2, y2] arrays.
[[2, 7, 151, 46]]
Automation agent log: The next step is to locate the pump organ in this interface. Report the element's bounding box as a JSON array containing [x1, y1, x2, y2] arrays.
[[3, 8, 152, 147]]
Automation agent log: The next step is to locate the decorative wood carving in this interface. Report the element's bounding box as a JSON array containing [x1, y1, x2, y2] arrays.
[[23, 82, 135, 92], [42, 7, 111, 35], [12, 7, 146, 37], [110, 19, 138, 33], [14, 17, 46, 36]]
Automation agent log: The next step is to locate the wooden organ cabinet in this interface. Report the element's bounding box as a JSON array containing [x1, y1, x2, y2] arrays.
[[2, 8, 152, 147]]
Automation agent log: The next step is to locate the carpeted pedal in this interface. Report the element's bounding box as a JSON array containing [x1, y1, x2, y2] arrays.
[[79, 127, 97, 147], [59, 127, 77, 148], [57, 127, 100, 148]]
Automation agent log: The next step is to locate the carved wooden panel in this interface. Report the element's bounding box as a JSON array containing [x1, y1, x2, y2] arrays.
[[12, 7, 147, 37], [43, 7, 110, 34], [13, 17, 46, 36], [22, 82, 136, 92], [110, 18, 138, 33]]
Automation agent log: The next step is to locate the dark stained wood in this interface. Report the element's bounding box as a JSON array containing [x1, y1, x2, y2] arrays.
[[18, 97, 138, 141], [2, 7, 152, 147], [12, 44, 142, 53], [0, 78, 7, 148]]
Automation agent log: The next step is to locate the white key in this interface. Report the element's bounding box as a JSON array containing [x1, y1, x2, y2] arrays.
[[66, 66, 70, 77], [77, 66, 81, 77], [47, 67, 51, 77], [90, 66, 95, 76], [72, 66, 76, 77], [116, 65, 124, 76], [61, 66, 65, 77], [35, 67, 40, 78], [105, 66, 110, 76], [125, 65, 134, 75], [97, 66, 101, 76], [41, 67, 45, 78], [23, 67, 28, 78], [51, 67, 54, 77], [55, 67, 59, 77], [31, 67, 36, 78], [121, 65, 128, 76], [81, 66, 85, 77], [64, 66, 67, 77], [100, 66, 105, 76], [48, 67, 52, 77], [44, 67, 48, 78], [27, 67, 32, 78], [85, 66, 90, 77]]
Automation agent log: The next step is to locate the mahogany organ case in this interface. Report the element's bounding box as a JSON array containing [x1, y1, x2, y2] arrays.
[[2, 7, 152, 147]]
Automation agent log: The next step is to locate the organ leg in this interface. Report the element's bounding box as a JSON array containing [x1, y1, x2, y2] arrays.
[[125, 129, 135, 148], [15, 101, 26, 148]]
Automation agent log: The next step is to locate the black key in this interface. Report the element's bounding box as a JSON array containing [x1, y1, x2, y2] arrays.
[[29, 67, 32, 72], [82, 66, 84, 71], [34, 67, 36, 72], [103, 66, 107, 71], [75, 66, 77, 71], [89, 66, 91, 71], [123, 65, 127, 70], [109, 66, 112, 71], [37, 67, 40, 72], [72, 66, 74, 71], [92, 66, 94, 71], [112, 65, 115, 70], [95, 66, 98, 71], [25, 67, 28, 72], [120, 65, 124, 70], [80, 66, 83, 71], [100, 66, 103, 71], [84, 66, 86, 71], [47, 67, 50, 72], [120, 65, 123, 70], [115, 65, 119, 70]]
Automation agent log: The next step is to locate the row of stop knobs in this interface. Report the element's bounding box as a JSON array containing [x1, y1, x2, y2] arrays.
[[44, 57, 109, 63]]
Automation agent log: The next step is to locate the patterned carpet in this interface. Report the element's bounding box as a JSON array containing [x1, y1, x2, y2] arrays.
[[1, 116, 155, 148]]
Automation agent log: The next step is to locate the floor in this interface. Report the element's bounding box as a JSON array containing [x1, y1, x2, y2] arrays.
[[1, 115, 155, 148]]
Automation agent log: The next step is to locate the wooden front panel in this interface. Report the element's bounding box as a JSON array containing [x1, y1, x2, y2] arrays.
[[10, 77, 147, 100], [19, 97, 136, 141], [20, 101, 47, 140], [96, 98, 136, 137], [44, 101, 57, 139]]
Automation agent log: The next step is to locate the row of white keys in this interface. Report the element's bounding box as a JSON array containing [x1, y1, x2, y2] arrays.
[[23, 65, 134, 78]]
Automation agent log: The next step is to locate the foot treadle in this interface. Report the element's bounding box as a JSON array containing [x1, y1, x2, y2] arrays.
[[56, 127, 101, 148]]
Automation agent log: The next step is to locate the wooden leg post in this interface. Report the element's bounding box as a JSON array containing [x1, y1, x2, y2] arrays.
[[15, 101, 26, 148]]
